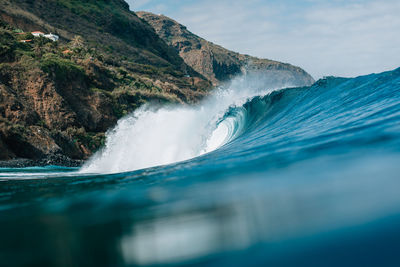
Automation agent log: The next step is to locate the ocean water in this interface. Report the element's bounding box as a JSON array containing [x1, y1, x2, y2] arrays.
[[1, 68, 400, 266]]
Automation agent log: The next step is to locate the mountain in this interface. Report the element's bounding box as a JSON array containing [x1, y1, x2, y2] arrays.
[[137, 11, 314, 86], [0, 0, 314, 163]]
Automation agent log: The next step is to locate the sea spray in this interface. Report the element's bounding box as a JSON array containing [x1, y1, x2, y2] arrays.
[[80, 73, 294, 173]]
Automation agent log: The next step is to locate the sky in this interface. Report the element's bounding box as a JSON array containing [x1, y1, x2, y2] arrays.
[[127, 0, 400, 79]]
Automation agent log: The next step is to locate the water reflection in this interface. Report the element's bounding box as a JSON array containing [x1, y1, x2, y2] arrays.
[[1, 153, 400, 266], [115, 153, 400, 266]]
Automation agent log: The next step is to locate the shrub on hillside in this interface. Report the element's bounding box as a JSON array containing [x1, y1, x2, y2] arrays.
[[40, 54, 86, 82]]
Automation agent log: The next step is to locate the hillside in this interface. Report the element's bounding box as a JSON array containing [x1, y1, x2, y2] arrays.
[[137, 11, 314, 86], [0, 0, 211, 162]]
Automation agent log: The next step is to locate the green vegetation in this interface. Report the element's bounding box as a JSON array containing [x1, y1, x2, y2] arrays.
[[65, 127, 106, 151], [57, 0, 128, 17], [0, 28, 17, 62], [40, 54, 86, 82], [67, 1, 129, 37]]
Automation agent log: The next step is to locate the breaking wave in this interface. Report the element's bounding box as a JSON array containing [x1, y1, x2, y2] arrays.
[[80, 73, 296, 174]]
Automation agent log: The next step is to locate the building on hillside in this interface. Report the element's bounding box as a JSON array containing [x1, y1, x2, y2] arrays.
[[31, 31, 59, 42], [31, 31, 44, 37], [44, 33, 59, 42]]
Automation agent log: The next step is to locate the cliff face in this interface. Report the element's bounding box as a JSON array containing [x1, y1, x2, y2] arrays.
[[137, 12, 315, 87]]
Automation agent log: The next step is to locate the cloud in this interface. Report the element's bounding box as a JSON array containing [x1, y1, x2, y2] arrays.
[[127, 0, 400, 79]]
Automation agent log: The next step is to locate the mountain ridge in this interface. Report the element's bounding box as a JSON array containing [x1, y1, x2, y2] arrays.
[[137, 11, 314, 86]]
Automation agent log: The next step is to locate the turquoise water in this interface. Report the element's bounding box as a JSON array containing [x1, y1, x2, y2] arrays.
[[1, 68, 400, 266]]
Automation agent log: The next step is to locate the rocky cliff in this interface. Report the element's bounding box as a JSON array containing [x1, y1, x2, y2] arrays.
[[137, 11, 314, 87]]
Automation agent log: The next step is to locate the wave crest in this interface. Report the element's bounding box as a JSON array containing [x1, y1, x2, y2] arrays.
[[80, 73, 295, 174]]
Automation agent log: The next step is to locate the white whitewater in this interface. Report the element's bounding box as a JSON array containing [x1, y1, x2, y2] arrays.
[[80, 74, 293, 174]]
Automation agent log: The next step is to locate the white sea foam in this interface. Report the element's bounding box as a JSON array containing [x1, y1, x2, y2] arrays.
[[80, 73, 293, 174]]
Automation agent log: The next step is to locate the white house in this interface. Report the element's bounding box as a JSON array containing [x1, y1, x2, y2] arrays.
[[31, 31, 59, 42], [44, 33, 59, 42]]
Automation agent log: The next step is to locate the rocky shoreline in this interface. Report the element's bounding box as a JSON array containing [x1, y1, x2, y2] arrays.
[[0, 154, 84, 168]]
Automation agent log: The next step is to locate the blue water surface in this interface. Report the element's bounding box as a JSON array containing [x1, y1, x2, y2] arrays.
[[0, 68, 400, 266]]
